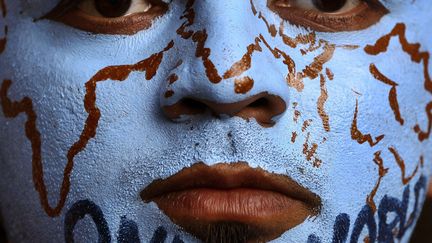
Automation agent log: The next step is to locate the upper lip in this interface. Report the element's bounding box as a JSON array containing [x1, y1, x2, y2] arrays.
[[140, 161, 321, 214]]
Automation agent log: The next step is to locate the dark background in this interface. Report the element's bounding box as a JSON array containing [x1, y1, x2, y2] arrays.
[[410, 199, 432, 243]]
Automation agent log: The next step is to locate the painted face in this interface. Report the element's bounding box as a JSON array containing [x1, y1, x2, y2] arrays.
[[0, 0, 431, 242]]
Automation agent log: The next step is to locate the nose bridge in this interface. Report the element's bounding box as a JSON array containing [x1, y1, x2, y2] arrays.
[[194, 0, 255, 36], [192, 0, 259, 71], [171, 0, 265, 99], [159, 0, 288, 126]]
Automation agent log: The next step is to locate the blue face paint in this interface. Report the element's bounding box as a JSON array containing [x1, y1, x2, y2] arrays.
[[0, 0, 431, 242]]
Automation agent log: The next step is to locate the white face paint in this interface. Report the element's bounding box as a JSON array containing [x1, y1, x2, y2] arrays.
[[0, 0, 431, 242]]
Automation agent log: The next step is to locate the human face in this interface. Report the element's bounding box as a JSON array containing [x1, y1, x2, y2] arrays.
[[0, 0, 431, 242]]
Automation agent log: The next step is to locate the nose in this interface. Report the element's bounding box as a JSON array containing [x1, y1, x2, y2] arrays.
[[161, 0, 289, 127], [162, 92, 286, 127]]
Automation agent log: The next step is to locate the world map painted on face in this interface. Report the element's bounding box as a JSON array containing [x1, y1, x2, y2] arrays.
[[0, 0, 431, 242]]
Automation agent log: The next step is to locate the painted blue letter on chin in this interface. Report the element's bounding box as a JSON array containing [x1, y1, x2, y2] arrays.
[[63, 175, 426, 243], [309, 175, 427, 243]]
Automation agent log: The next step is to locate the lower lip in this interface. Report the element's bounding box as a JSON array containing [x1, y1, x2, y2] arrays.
[[151, 188, 313, 240]]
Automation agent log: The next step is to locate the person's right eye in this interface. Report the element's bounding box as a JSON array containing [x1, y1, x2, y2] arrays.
[[44, 0, 168, 35]]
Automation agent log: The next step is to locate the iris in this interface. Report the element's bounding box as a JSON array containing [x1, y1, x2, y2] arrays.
[[95, 0, 132, 17], [312, 0, 347, 12]]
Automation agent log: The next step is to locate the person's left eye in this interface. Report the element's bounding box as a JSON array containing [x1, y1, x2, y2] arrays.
[[268, 0, 389, 32], [43, 0, 169, 35]]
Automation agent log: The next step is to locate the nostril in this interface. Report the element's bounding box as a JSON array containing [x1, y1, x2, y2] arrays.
[[162, 92, 286, 127], [248, 97, 270, 108], [181, 98, 207, 112], [236, 94, 286, 127], [162, 98, 207, 120]]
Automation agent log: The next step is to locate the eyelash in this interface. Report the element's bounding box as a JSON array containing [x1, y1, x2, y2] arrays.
[[43, 0, 388, 35], [284, 0, 360, 13], [268, 0, 389, 32], [42, 0, 168, 35]]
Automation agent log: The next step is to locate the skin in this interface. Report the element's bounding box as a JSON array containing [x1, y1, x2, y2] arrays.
[[0, 0, 431, 242]]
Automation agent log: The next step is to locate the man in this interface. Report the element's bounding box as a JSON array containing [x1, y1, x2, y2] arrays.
[[0, 0, 431, 242]]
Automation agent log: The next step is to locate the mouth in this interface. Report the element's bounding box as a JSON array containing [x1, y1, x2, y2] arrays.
[[140, 162, 321, 243]]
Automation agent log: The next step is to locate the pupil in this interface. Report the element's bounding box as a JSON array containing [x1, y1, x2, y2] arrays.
[[95, 0, 132, 18], [312, 0, 347, 13]]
